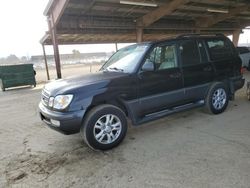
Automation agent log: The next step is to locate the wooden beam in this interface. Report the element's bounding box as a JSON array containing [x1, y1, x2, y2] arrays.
[[196, 5, 250, 28], [137, 0, 189, 28]]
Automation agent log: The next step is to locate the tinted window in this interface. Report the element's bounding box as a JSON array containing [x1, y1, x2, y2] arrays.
[[179, 40, 200, 66], [206, 38, 232, 60], [147, 44, 177, 70]]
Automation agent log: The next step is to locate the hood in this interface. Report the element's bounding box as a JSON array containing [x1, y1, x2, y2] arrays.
[[44, 71, 128, 96]]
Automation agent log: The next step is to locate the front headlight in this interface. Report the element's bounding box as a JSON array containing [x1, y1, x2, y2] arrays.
[[51, 94, 73, 110]]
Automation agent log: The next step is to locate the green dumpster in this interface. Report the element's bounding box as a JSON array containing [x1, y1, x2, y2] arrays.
[[0, 64, 36, 91]]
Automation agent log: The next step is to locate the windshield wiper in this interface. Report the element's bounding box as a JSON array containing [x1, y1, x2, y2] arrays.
[[107, 67, 124, 72]]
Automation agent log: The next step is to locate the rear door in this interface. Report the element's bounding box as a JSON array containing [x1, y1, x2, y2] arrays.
[[179, 39, 214, 102]]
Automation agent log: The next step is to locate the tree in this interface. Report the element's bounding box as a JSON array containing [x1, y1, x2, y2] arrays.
[[20, 56, 28, 63], [5, 54, 20, 64], [72, 49, 81, 60]]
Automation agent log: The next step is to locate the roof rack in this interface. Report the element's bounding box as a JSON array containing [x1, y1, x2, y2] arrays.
[[177, 33, 225, 39]]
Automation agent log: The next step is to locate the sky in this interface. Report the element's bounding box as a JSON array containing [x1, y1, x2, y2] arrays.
[[0, 0, 249, 58]]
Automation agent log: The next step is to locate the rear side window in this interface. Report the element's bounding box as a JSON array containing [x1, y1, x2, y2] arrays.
[[179, 40, 200, 67], [206, 38, 232, 60]]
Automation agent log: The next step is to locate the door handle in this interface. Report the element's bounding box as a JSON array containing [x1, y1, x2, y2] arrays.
[[203, 66, 212, 72], [169, 72, 181, 78]]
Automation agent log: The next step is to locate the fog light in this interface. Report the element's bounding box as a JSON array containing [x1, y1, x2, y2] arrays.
[[51, 119, 60, 127]]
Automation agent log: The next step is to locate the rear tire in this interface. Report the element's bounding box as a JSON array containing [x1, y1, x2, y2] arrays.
[[80, 104, 127, 150], [205, 82, 229, 114]]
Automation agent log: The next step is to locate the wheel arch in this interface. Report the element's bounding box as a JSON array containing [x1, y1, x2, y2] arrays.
[[84, 97, 130, 120]]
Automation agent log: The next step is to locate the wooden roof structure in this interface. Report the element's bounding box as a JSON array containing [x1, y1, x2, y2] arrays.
[[41, 0, 250, 45], [40, 0, 250, 78]]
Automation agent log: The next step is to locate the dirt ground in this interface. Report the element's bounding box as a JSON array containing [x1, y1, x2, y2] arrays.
[[0, 69, 250, 188]]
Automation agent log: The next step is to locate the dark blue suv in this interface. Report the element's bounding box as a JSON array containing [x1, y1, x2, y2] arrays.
[[39, 34, 245, 150]]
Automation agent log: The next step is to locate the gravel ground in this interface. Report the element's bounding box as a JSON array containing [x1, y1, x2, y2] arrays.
[[0, 72, 250, 188]]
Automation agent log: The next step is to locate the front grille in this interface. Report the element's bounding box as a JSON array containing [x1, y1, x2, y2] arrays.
[[41, 89, 50, 106]]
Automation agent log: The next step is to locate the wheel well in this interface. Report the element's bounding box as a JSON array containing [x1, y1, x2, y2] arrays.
[[85, 99, 129, 118], [217, 80, 233, 100]]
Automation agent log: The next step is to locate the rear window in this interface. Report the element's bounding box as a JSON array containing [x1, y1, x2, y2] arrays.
[[206, 38, 232, 61]]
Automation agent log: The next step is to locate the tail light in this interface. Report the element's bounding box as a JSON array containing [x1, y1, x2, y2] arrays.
[[240, 67, 244, 75]]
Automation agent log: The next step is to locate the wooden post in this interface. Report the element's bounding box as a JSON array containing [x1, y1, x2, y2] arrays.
[[232, 29, 241, 47], [136, 28, 143, 43], [42, 44, 50, 80], [115, 43, 118, 52], [48, 15, 62, 79]]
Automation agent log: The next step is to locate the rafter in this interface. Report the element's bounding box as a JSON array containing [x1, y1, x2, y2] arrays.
[[196, 5, 250, 28], [136, 0, 189, 28]]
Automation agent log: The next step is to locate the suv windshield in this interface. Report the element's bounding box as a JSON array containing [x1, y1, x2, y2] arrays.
[[101, 44, 149, 73]]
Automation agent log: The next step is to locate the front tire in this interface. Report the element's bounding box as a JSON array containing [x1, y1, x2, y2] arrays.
[[80, 104, 127, 150], [205, 82, 229, 114]]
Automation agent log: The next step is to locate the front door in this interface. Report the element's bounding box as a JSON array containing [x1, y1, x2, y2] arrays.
[[137, 42, 184, 116]]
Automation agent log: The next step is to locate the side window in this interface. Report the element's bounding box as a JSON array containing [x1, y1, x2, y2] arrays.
[[179, 40, 200, 67], [206, 38, 232, 60], [147, 44, 177, 70]]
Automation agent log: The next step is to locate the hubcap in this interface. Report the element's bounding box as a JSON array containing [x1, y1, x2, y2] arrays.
[[93, 114, 122, 144], [212, 88, 226, 110]]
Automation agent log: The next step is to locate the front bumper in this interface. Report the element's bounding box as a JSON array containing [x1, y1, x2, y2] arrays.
[[39, 102, 86, 134]]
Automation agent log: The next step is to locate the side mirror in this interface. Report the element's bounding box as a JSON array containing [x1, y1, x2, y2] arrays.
[[141, 59, 154, 72]]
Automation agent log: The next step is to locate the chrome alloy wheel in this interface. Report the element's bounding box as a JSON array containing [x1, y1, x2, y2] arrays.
[[93, 114, 122, 144], [212, 88, 227, 110]]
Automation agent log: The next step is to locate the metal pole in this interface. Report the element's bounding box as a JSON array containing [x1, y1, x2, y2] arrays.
[[42, 44, 50, 80]]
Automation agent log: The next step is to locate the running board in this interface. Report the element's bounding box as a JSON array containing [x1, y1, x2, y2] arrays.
[[137, 100, 205, 125]]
